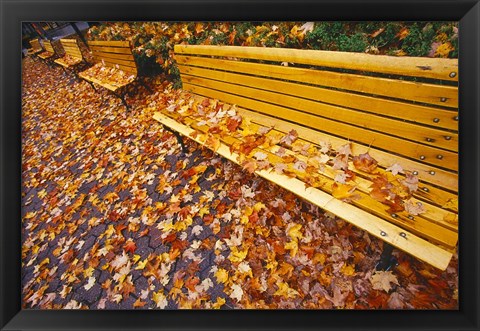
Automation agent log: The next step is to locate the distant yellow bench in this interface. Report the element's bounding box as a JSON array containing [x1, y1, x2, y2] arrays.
[[37, 40, 56, 61], [27, 39, 43, 58], [78, 40, 149, 109], [54, 38, 85, 72], [154, 45, 458, 271]]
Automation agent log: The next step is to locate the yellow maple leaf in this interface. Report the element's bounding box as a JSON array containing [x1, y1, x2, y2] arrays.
[[341, 264, 356, 276], [332, 183, 356, 200], [24, 211, 37, 219], [135, 259, 148, 270], [288, 223, 303, 242], [229, 246, 249, 263], [215, 268, 229, 284], [152, 290, 168, 308], [253, 202, 266, 212], [198, 206, 210, 218], [83, 266, 95, 278], [435, 42, 453, 58], [132, 254, 141, 264], [285, 240, 298, 257], [205, 135, 221, 152], [274, 281, 300, 298], [212, 297, 226, 309], [443, 198, 458, 212]]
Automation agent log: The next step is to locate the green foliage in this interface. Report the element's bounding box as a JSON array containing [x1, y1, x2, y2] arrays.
[[87, 21, 459, 88]]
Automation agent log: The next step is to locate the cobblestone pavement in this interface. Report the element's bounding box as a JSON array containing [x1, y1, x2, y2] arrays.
[[21, 57, 458, 310]]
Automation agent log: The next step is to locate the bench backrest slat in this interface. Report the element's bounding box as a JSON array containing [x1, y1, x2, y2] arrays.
[[175, 45, 458, 194], [43, 40, 55, 54], [88, 40, 137, 76], [29, 39, 42, 51], [59, 39, 83, 61]]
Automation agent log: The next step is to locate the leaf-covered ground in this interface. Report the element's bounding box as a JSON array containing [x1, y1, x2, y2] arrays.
[[21, 57, 458, 309]]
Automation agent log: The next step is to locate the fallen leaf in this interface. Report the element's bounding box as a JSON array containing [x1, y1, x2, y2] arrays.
[[370, 271, 399, 293], [353, 152, 378, 173]]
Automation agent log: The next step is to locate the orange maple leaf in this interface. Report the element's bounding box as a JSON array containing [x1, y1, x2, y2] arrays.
[[353, 152, 378, 173], [124, 240, 137, 254]]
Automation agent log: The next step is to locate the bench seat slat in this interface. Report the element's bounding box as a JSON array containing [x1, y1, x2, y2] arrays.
[[54, 57, 82, 68], [176, 61, 457, 131], [182, 81, 458, 172], [153, 111, 454, 271], [176, 55, 458, 108], [78, 72, 126, 91], [180, 67, 458, 153], [37, 52, 54, 59], [175, 44, 458, 82]]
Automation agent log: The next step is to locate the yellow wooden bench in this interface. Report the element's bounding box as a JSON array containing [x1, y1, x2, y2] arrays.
[[78, 40, 149, 109], [27, 39, 43, 59], [153, 45, 458, 271], [37, 40, 56, 61], [54, 38, 85, 73]]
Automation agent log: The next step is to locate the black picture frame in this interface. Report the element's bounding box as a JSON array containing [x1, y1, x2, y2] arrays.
[[1, 0, 479, 330]]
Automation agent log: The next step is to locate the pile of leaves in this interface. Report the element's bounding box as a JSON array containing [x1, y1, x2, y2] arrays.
[[56, 54, 83, 67], [86, 21, 459, 87], [156, 88, 429, 217], [21, 56, 458, 310], [79, 62, 136, 88]]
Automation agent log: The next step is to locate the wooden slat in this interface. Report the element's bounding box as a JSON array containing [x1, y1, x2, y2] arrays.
[[182, 80, 458, 172], [54, 57, 82, 68], [29, 40, 42, 52], [43, 41, 55, 54], [92, 50, 135, 62], [175, 44, 459, 82], [179, 66, 458, 152], [78, 72, 127, 91], [88, 40, 131, 47], [60, 38, 76, 43], [60, 40, 83, 59], [176, 55, 458, 108], [153, 111, 454, 270], [62, 47, 82, 56], [176, 63, 458, 131], [38, 52, 54, 59], [96, 60, 137, 75], [89, 45, 133, 55], [94, 55, 137, 69], [62, 44, 81, 52]]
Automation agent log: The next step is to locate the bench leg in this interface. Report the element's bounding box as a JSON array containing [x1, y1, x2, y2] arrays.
[[87, 81, 97, 92], [375, 243, 398, 271], [60, 65, 69, 77], [162, 125, 188, 154], [113, 91, 129, 110], [139, 79, 153, 93]]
